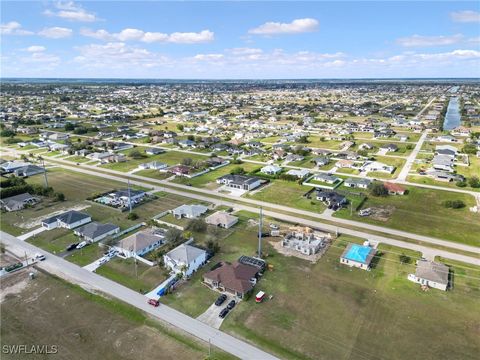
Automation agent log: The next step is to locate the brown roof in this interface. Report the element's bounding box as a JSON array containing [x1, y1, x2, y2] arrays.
[[383, 182, 406, 193], [204, 261, 258, 294]]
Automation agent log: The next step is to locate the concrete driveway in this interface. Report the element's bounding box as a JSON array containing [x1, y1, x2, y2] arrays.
[[17, 227, 46, 241], [197, 293, 237, 329]]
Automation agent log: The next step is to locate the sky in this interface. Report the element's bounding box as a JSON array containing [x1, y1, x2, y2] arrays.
[[1, 1, 479, 79]]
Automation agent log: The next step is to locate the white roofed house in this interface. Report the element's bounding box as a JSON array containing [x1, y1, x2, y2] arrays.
[[171, 204, 209, 219], [260, 165, 283, 176], [286, 168, 310, 179], [138, 161, 168, 170], [163, 244, 207, 277]]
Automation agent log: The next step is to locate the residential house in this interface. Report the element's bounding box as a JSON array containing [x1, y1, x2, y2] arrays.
[[286, 168, 310, 179], [260, 165, 282, 176], [163, 244, 207, 277], [74, 222, 120, 243], [203, 261, 259, 298], [145, 147, 165, 155], [42, 211, 91, 230], [408, 260, 449, 291], [380, 143, 398, 152], [340, 243, 376, 270], [139, 161, 168, 170], [383, 182, 406, 195], [171, 204, 209, 219], [282, 227, 329, 256], [314, 173, 341, 185], [216, 174, 263, 191], [344, 178, 371, 189], [0, 193, 39, 212], [312, 156, 330, 167], [115, 228, 166, 258], [316, 190, 347, 209], [13, 164, 45, 177], [205, 211, 239, 229]]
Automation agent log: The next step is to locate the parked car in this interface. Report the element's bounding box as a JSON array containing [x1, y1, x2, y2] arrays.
[[255, 291, 265, 303], [227, 300, 236, 310], [219, 308, 229, 318], [97, 257, 108, 266], [66, 243, 79, 251], [148, 299, 160, 307], [215, 294, 227, 306], [34, 254, 46, 261], [76, 241, 88, 249]]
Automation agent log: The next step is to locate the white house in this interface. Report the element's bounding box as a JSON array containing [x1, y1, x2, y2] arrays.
[[260, 165, 282, 176], [115, 228, 166, 258], [163, 244, 207, 277], [340, 243, 376, 270], [171, 204, 209, 219], [286, 168, 310, 179], [408, 260, 449, 291]]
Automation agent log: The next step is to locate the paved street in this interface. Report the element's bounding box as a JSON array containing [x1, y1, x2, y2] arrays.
[[396, 130, 428, 182], [0, 231, 279, 360]]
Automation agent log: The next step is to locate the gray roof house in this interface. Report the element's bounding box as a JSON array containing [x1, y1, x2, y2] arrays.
[[116, 228, 166, 258], [73, 222, 120, 242], [42, 210, 91, 230], [205, 211, 239, 229], [163, 244, 207, 277], [408, 260, 449, 291], [171, 204, 209, 219], [14, 164, 45, 177], [344, 178, 371, 189], [216, 174, 263, 191], [0, 193, 39, 212]]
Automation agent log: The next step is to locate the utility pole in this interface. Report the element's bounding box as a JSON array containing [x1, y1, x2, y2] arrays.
[[127, 179, 132, 213], [41, 158, 48, 188], [258, 207, 263, 258]]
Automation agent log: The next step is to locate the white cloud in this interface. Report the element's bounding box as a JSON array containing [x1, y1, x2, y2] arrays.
[[193, 54, 224, 61], [0, 21, 34, 35], [38, 27, 73, 39], [450, 10, 480, 23], [25, 46, 46, 52], [397, 34, 464, 47], [80, 28, 214, 44], [44, 1, 97, 22], [248, 18, 319, 35], [73, 42, 169, 69]]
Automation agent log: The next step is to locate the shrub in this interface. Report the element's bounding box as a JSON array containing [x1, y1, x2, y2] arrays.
[[399, 254, 412, 264], [369, 182, 388, 197], [443, 200, 465, 209], [230, 166, 245, 175], [468, 176, 480, 188], [187, 219, 207, 233], [127, 212, 139, 220], [456, 180, 467, 187], [54, 192, 65, 202]]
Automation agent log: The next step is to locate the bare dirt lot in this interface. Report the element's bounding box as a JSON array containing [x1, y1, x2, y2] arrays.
[[367, 205, 396, 222], [0, 271, 216, 360]]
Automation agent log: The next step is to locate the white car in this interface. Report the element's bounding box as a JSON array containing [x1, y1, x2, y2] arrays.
[[97, 257, 108, 266], [76, 241, 88, 249], [34, 253, 46, 261]]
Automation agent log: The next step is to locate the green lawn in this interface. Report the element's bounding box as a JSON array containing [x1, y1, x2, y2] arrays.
[[96, 258, 169, 293], [407, 175, 480, 193], [334, 186, 480, 246], [248, 180, 326, 213]]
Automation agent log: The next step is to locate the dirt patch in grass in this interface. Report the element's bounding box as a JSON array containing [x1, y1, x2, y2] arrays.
[[367, 205, 396, 222], [14, 204, 91, 229]]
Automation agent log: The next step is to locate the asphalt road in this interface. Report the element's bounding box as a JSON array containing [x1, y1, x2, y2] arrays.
[[396, 130, 428, 182], [0, 231, 279, 360]]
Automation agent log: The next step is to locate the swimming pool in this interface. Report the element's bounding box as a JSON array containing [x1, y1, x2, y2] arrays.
[[344, 244, 373, 264]]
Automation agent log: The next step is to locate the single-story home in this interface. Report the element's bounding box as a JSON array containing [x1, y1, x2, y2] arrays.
[[314, 173, 341, 185], [73, 222, 120, 243], [408, 260, 449, 291], [286, 168, 310, 179], [344, 178, 371, 189], [312, 156, 330, 167], [139, 161, 168, 170], [260, 165, 282, 176], [316, 190, 347, 209], [145, 147, 165, 155], [203, 261, 259, 298], [115, 228, 166, 258], [205, 211, 238, 229], [14, 165, 45, 177], [383, 182, 406, 195], [380, 143, 399, 152], [171, 204, 209, 219], [163, 243, 207, 277], [216, 174, 263, 191], [42, 210, 91, 230], [340, 243, 376, 270], [0, 193, 39, 212]]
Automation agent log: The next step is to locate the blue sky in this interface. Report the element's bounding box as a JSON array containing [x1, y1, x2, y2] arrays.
[[1, 1, 479, 78]]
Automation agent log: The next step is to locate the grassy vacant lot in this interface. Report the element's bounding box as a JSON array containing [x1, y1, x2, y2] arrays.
[[96, 258, 169, 293], [0, 272, 231, 360], [135, 169, 172, 180], [161, 212, 480, 360], [335, 186, 480, 246], [171, 162, 261, 188], [407, 174, 480, 193], [247, 180, 327, 213]]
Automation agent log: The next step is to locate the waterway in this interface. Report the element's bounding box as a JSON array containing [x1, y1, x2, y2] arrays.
[[443, 96, 461, 130]]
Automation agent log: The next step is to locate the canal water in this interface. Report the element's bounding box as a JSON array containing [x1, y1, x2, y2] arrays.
[[443, 96, 461, 130]]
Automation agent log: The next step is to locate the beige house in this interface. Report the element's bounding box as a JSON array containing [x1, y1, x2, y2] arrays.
[[205, 211, 238, 229]]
